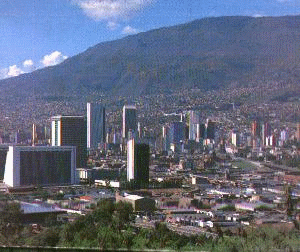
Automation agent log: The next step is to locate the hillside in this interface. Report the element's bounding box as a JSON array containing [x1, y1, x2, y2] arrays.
[[2, 15, 300, 98]]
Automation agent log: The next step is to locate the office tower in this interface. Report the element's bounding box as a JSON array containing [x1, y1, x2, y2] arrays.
[[170, 122, 184, 144], [4, 146, 76, 187], [251, 120, 261, 147], [169, 122, 184, 153], [231, 131, 239, 146], [51, 115, 87, 168], [206, 119, 216, 140], [0, 145, 8, 181], [251, 120, 261, 138], [162, 125, 171, 152], [266, 133, 277, 147], [296, 123, 300, 141], [138, 122, 141, 139], [127, 138, 149, 188], [261, 122, 271, 146], [32, 124, 48, 146], [189, 110, 201, 140], [199, 123, 206, 139], [122, 105, 137, 139], [87, 103, 106, 149], [280, 129, 288, 146], [32, 124, 38, 146]]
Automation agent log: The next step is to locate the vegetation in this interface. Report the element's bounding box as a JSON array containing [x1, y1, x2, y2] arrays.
[[2, 200, 300, 251], [0, 201, 23, 245], [219, 205, 236, 211], [231, 159, 257, 170]]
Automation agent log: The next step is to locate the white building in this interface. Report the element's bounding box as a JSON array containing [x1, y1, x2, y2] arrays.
[[127, 138, 135, 181]]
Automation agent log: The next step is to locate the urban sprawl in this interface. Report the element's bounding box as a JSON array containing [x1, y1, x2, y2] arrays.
[[0, 87, 300, 249]]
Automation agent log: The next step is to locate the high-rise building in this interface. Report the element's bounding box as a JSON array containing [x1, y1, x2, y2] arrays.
[[206, 119, 216, 140], [189, 111, 201, 140], [122, 105, 137, 139], [251, 120, 260, 138], [199, 123, 206, 139], [32, 124, 48, 146], [87, 103, 106, 149], [51, 115, 87, 168], [231, 131, 239, 146], [127, 138, 149, 188], [162, 125, 171, 151], [0, 145, 9, 181], [170, 122, 184, 144], [261, 122, 271, 146], [4, 145, 76, 187], [296, 123, 300, 141]]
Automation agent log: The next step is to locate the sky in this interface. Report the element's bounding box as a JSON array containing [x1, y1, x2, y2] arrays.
[[1, 0, 300, 79]]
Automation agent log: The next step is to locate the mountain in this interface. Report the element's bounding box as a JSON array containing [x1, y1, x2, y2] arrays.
[[2, 15, 300, 98]]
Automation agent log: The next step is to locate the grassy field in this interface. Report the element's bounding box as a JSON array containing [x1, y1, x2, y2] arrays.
[[231, 159, 258, 171]]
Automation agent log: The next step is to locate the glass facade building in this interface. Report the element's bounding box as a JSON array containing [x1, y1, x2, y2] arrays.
[[122, 105, 137, 139], [87, 103, 106, 149], [51, 116, 87, 168], [3, 146, 76, 187]]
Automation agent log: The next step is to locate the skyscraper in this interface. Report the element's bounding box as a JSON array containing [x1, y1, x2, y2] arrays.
[[251, 120, 260, 138], [122, 105, 137, 139], [206, 119, 216, 140], [170, 122, 184, 144], [87, 103, 106, 149], [127, 138, 149, 188], [162, 125, 171, 151], [297, 123, 300, 141], [51, 115, 87, 168], [189, 110, 201, 140], [251, 119, 261, 148], [32, 124, 48, 146], [261, 122, 271, 146]]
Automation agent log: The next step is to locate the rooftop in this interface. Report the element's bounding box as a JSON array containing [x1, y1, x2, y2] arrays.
[[125, 194, 144, 201]]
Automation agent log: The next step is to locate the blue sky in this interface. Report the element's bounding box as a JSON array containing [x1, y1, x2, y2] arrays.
[[0, 0, 300, 79]]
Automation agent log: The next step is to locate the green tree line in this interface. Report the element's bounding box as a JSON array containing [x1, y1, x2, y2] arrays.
[[1, 200, 300, 251]]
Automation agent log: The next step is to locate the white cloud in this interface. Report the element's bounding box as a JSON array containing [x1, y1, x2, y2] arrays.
[[7, 65, 24, 77], [107, 21, 119, 30], [0, 64, 27, 80], [122, 25, 139, 35], [74, 0, 154, 23], [41, 51, 68, 67], [0, 51, 68, 80], [252, 13, 265, 18], [23, 59, 34, 67]]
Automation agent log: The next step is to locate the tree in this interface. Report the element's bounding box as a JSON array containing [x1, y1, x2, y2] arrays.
[[0, 201, 23, 245], [113, 201, 133, 230], [97, 225, 121, 250], [121, 228, 135, 249], [94, 199, 115, 225], [285, 185, 293, 217], [26, 227, 61, 247]]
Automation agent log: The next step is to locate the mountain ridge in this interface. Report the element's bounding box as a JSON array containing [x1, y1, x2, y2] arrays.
[[2, 15, 300, 98]]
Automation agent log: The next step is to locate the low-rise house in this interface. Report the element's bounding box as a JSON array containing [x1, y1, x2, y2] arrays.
[[116, 192, 156, 212]]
